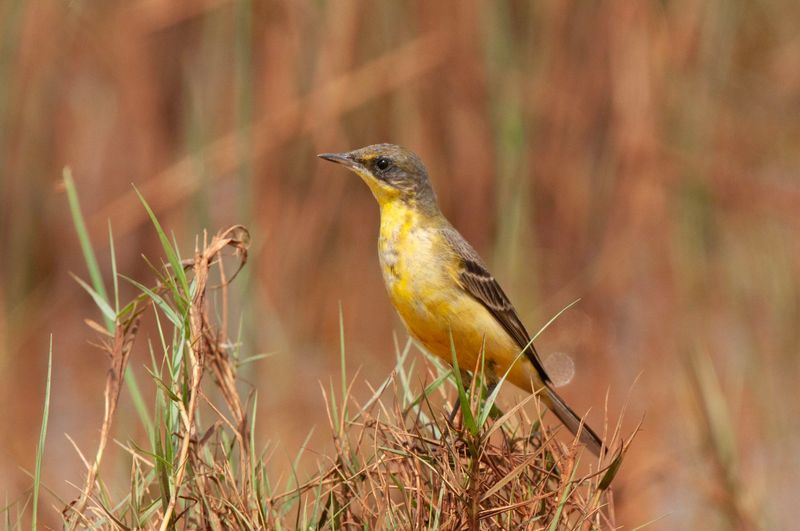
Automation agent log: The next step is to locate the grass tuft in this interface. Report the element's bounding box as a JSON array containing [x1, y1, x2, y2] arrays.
[[42, 187, 633, 528]]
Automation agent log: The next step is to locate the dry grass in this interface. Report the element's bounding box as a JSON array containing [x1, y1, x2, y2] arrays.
[[49, 201, 631, 529]]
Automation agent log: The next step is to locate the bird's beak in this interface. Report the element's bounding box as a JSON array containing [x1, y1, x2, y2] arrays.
[[318, 151, 361, 171]]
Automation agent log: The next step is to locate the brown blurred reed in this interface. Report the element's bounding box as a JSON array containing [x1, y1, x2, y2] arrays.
[[1, 0, 799, 528]]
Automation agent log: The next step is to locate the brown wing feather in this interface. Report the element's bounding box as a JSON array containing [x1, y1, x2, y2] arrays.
[[442, 228, 551, 384]]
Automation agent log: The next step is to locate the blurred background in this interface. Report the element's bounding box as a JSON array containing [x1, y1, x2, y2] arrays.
[[2, 0, 799, 528]]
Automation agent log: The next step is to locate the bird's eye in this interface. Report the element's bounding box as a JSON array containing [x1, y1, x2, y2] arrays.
[[375, 157, 391, 171]]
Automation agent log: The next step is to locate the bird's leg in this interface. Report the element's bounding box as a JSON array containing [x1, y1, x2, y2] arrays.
[[485, 380, 498, 397], [446, 400, 461, 426]]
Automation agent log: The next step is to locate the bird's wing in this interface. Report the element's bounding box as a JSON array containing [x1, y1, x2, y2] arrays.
[[442, 227, 551, 384]]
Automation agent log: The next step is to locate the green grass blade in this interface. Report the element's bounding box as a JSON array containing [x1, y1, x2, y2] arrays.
[[236, 352, 275, 367], [132, 185, 190, 296], [530, 298, 581, 343], [449, 331, 477, 435], [402, 368, 453, 415], [70, 273, 116, 323], [338, 302, 347, 422], [599, 445, 628, 491], [120, 275, 182, 327], [32, 335, 53, 530], [108, 221, 120, 314], [125, 369, 152, 437], [63, 168, 111, 330], [249, 395, 258, 512], [546, 458, 579, 531], [65, 170, 151, 432]]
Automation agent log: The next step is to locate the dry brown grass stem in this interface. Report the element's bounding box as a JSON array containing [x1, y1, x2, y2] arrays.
[[159, 225, 251, 530], [63, 225, 252, 528], [64, 311, 142, 529], [277, 371, 630, 529]]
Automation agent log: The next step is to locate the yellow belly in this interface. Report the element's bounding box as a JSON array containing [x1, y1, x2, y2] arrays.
[[377, 205, 540, 392]]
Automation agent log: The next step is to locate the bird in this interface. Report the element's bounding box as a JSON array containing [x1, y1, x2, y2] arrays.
[[319, 143, 604, 456]]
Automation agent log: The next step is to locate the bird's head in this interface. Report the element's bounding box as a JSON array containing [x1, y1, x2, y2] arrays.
[[318, 144, 437, 211]]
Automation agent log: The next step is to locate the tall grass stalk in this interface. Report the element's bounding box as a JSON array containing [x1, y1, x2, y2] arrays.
[[31, 335, 52, 531]]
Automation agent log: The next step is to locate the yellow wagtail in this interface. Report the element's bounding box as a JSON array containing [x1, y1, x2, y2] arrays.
[[319, 143, 604, 455]]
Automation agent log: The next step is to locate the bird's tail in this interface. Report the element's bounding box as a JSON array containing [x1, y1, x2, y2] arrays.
[[542, 383, 605, 456]]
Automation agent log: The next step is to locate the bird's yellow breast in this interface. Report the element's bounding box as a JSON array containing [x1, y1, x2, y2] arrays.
[[377, 201, 537, 388]]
